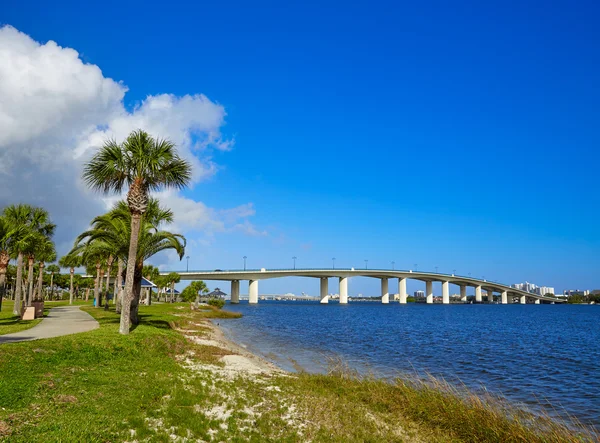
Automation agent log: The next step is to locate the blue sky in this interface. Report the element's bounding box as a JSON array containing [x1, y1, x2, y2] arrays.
[[2, 0, 599, 296]]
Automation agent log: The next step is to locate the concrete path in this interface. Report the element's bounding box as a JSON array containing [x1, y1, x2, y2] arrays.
[[0, 306, 99, 344]]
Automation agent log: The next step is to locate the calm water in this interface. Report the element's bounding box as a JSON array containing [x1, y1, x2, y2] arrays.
[[218, 301, 600, 428]]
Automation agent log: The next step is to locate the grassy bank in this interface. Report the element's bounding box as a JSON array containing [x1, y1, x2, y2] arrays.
[[0, 303, 595, 442], [0, 300, 87, 335]]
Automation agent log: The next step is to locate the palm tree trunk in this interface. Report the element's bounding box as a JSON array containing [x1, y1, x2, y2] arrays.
[[120, 212, 142, 335], [94, 265, 100, 308], [170, 282, 175, 303], [0, 250, 9, 312], [50, 273, 54, 300], [13, 252, 24, 315], [69, 269, 74, 304], [129, 263, 143, 326], [98, 271, 105, 307], [104, 257, 113, 309], [27, 257, 34, 307], [116, 259, 123, 313], [85, 288, 90, 301], [36, 263, 44, 302]]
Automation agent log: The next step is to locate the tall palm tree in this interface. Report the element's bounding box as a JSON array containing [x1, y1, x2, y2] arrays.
[[34, 238, 56, 302], [59, 254, 83, 304], [45, 264, 61, 300], [0, 216, 19, 312], [3, 205, 55, 311], [3, 204, 33, 315], [73, 198, 185, 324], [83, 129, 191, 334]]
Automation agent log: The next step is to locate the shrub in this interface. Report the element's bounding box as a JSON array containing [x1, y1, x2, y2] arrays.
[[207, 298, 225, 309]]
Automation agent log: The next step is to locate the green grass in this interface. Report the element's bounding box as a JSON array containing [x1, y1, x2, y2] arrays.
[[0, 302, 596, 442], [0, 300, 90, 335]]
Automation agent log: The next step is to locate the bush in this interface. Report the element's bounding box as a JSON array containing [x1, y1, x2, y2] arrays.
[[207, 298, 225, 309]]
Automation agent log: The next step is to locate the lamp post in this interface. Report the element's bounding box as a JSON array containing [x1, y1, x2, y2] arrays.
[[243, 256, 247, 270], [186, 255, 190, 272], [332, 258, 336, 269], [292, 256, 297, 270], [453, 269, 456, 276], [364, 259, 368, 269], [391, 261, 395, 270]]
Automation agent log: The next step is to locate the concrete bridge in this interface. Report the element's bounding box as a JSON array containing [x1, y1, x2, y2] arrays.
[[160, 268, 564, 305]]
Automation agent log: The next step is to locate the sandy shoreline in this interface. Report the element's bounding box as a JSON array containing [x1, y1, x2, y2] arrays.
[[182, 316, 286, 377]]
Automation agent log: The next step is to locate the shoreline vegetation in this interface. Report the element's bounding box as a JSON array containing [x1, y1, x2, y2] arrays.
[[0, 302, 596, 442]]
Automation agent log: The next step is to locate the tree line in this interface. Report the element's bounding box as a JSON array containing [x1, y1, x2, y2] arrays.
[[0, 129, 205, 335]]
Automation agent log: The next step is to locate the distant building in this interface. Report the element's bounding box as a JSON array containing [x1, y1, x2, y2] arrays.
[[563, 289, 590, 297], [414, 290, 425, 298], [512, 282, 538, 293], [536, 286, 555, 296]]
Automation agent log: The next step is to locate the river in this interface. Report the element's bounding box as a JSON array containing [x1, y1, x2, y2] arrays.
[[218, 301, 600, 429]]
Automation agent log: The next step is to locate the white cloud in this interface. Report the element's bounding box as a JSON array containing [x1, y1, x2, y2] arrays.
[[0, 25, 262, 254]]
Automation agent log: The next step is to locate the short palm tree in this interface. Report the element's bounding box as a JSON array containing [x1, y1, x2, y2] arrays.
[[45, 264, 61, 300], [59, 253, 83, 304], [83, 129, 191, 334], [142, 264, 160, 305], [166, 272, 181, 303], [73, 198, 186, 324]]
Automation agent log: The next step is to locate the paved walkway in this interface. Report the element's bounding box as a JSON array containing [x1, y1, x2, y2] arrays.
[[0, 306, 99, 344]]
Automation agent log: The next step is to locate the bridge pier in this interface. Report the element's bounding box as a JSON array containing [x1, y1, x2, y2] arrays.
[[381, 278, 389, 304], [487, 289, 494, 304], [398, 277, 407, 304], [442, 281, 449, 304], [520, 295, 526, 304], [320, 277, 329, 304], [339, 277, 348, 304], [426, 281, 433, 304], [249, 280, 259, 304], [460, 285, 467, 303], [231, 280, 240, 304], [475, 285, 482, 303], [501, 290, 508, 304]]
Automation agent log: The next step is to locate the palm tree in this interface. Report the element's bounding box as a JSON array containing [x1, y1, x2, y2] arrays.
[[34, 238, 56, 302], [3, 204, 33, 315], [142, 264, 160, 305], [0, 216, 18, 312], [83, 129, 191, 334], [73, 198, 185, 324], [59, 254, 83, 304], [46, 264, 61, 300], [166, 272, 181, 303], [3, 205, 55, 311]]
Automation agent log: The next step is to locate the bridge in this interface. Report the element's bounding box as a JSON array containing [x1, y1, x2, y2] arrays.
[[160, 268, 564, 305]]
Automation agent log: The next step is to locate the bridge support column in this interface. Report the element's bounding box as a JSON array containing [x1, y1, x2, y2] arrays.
[[249, 280, 258, 304], [460, 285, 467, 303], [535, 299, 540, 304], [442, 281, 449, 304], [381, 278, 389, 304], [399, 278, 407, 304], [501, 290, 508, 304], [339, 277, 348, 304], [475, 285, 482, 303], [231, 280, 240, 304], [487, 290, 494, 304], [320, 278, 329, 304], [520, 295, 526, 304], [426, 281, 433, 304]]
